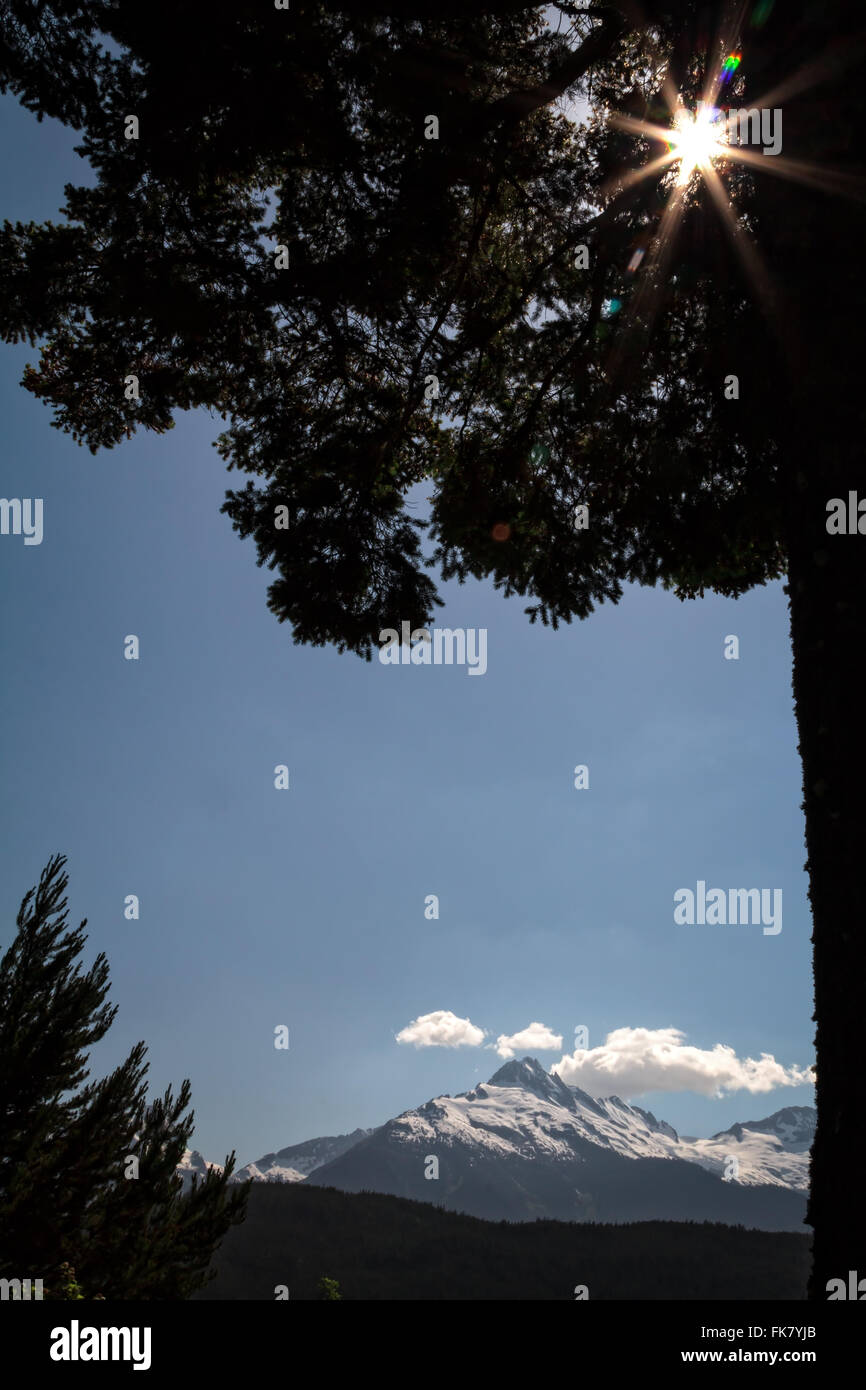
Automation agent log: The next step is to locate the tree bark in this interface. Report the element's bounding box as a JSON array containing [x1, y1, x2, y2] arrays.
[[785, 457, 866, 1297], [749, 0, 866, 1297]]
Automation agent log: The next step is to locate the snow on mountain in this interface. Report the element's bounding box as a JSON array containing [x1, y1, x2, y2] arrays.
[[441, 1058, 812, 1190], [387, 1057, 685, 1165], [231, 1129, 372, 1184], [175, 1131, 371, 1190], [176, 1149, 224, 1193], [305, 1056, 812, 1228], [176, 1060, 813, 1224], [718, 1105, 815, 1150], [678, 1107, 815, 1190]]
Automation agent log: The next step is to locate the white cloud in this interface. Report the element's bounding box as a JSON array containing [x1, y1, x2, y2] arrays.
[[493, 1021, 563, 1059], [395, 1010, 486, 1049], [551, 1027, 814, 1099]]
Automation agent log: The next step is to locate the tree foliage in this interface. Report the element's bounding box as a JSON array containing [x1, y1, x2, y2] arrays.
[[0, 855, 249, 1299], [199, 1183, 811, 1300]]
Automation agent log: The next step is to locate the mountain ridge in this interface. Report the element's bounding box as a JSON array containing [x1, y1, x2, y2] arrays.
[[178, 1056, 813, 1226]]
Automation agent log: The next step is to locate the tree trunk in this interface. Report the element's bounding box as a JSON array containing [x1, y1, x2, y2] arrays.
[[749, 0, 866, 1297], [786, 463, 866, 1297]]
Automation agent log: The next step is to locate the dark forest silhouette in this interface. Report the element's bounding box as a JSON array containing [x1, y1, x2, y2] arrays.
[[196, 1182, 811, 1301]]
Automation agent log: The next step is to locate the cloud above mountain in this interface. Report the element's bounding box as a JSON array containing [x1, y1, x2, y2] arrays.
[[551, 1027, 814, 1098], [395, 1010, 486, 1048], [493, 1022, 563, 1058]]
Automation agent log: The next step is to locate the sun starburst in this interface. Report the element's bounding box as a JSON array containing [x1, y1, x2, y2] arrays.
[[585, 32, 866, 387], [664, 104, 730, 187]]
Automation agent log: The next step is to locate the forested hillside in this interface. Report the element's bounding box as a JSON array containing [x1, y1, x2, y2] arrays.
[[196, 1183, 810, 1300]]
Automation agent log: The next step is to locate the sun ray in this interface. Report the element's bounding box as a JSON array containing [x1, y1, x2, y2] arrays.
[[600, 181, 687, 390], [700, 162, 774, 308], [713, 145, 866, 201], [600, 150, 679, 199], [609, 95, 866, 203]]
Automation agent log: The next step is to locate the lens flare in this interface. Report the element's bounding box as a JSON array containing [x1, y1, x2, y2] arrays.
[[592, 33, 865, 392]]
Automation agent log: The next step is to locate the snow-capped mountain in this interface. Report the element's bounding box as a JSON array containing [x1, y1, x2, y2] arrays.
[[679, 1107, 814, 1190], [176, 1149, 224, 1193], [231, 1129, 372, 1184], [177, 1059, 813, 1227], [176, 1130, 372, 1190], [452, 1065, 812, 1190], [303, 1057, 811, 1229]]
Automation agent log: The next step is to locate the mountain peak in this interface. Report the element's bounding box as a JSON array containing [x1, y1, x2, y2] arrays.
[[488, 1055, 548, 1086], [710, 1105, 815, 1149], [632, 1105, 679, 1141], [486, 1056, 576, 1107]]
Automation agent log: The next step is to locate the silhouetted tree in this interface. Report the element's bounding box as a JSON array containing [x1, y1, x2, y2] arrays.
[[0, 855, 249, 1298]]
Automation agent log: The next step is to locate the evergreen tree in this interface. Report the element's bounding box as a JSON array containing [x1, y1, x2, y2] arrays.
[[0, 855, 249, 1299]]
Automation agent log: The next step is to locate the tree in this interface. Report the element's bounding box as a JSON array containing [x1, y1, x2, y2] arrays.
[[728, 0, 866, 1300], [0, 855, 249, 1298], [0, 0, 628, 649], [53, 1262, 104, 1300], [317, 1275, 343, 1300], [1, 0, 861, 1295]]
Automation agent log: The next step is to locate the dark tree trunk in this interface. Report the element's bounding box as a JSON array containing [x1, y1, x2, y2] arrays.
[[786, 463, 866, 1298], [748, 0, 866, 1296]]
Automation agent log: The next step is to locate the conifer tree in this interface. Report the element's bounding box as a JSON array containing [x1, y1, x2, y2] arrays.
[[0, 855, 249, 1299]]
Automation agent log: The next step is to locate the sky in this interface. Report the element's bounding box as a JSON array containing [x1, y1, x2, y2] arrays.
[[0, 90, 815, 1169]]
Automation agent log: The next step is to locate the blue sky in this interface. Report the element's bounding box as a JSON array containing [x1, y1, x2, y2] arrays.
[[0, 93, 814, 1168]]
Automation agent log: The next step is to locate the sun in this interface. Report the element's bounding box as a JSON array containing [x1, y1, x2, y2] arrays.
[[582, 39, 863, 391], [665, 104, 730, 186]]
